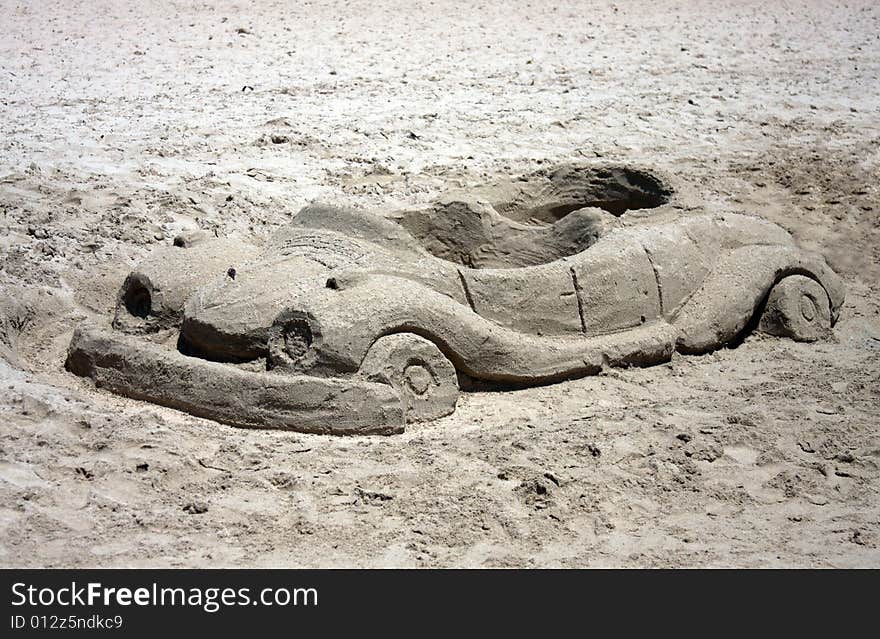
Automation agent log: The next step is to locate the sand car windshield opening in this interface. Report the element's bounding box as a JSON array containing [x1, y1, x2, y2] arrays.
[[398, 165, 672, 269]]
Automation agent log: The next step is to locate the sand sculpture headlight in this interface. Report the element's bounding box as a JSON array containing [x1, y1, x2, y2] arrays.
[[266, 312, 321, 372], [65, 164, 846, 435]]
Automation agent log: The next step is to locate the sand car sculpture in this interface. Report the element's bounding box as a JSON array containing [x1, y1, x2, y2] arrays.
[[66, 165, 845, 435]]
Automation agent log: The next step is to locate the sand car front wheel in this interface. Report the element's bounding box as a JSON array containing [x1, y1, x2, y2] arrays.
[[758, 275, 832, 342], [359, 333, 459, 423]]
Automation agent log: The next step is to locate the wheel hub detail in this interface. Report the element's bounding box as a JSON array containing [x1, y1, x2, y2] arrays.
[[799, 295, 816, 322], [404, 364, 432, 395]]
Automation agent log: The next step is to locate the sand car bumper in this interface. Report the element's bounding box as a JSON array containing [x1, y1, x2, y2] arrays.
[[65, 325, 404, 435]]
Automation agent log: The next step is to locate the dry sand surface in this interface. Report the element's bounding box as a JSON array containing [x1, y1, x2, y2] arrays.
[[1, 0, 879, 567]]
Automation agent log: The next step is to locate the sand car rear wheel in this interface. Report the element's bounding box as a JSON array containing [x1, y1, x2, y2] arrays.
[[758, 275, 832, 342], [359, 333, 459, 423]]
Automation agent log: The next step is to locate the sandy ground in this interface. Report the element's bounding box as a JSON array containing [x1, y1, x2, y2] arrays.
[[0, 0, 878, 567]]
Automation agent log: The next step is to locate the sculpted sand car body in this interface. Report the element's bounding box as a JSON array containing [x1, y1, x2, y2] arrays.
[[67, 165, 845, 434]]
